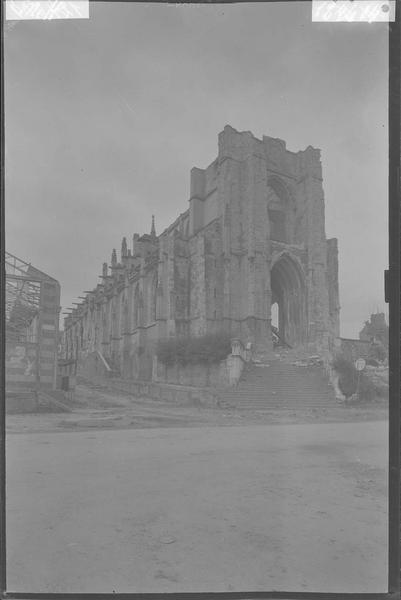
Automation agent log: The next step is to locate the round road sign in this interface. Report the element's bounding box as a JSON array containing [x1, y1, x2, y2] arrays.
[[355, 358, 366, 371]]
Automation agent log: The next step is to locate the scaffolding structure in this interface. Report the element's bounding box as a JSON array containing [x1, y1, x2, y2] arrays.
[[5, 252, 61, 413], [5, 252, 42, 344]]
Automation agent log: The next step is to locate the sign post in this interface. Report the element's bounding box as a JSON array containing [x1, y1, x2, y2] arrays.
[[354, 358, 366, 400]]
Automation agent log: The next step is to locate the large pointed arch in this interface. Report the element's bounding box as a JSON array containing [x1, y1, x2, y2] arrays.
[[270, 251, 307, 347]]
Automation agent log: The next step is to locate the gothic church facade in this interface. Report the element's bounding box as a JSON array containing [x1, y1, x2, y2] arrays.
[[63, 126, 340, 380]]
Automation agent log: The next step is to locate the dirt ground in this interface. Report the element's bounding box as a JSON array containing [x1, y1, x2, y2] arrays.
[[6, 385, 388, 593], [6, 382, 389, 434]]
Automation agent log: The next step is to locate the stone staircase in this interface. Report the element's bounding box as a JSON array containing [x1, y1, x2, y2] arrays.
[[217, 349, 336, 410]]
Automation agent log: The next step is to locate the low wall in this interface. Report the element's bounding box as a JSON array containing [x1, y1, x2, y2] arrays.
[[95, 377, 220, 408], [6, 390, 38, 414], [153, 360, 224, 387], [6, 387, 73, 414], [152, 354, 245, 388], [75, 346, 247, 408]]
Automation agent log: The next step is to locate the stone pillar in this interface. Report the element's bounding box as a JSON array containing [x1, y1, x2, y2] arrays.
[[226, 354, 245, 386]]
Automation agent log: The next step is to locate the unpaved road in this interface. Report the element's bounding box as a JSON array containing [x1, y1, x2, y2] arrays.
[[6, 420, 387, 593]]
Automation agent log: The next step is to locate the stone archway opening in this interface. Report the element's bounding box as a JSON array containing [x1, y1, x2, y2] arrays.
[[270, 301, 280, 347], [271, 302, 279, 329], [270, 254, 306, 348]]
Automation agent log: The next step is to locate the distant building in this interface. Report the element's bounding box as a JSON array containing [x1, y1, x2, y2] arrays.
[[63, 126, 340, 381]]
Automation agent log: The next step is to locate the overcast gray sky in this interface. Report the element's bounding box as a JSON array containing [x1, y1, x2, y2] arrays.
[[5, 1, 388, 337]]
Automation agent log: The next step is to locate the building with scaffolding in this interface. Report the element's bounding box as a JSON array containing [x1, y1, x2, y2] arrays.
[[5, 252, 61, 411], [62, 126, 339, 383]]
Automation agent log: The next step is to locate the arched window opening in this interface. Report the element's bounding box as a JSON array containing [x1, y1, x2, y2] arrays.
[[133, 285, 140, 329], [133, 284, 143, 329], [150, 275, 158, 323], [268, 209, 287, 242], [123, 300, 129, 334], [271, 302, 279, 329], [267, 176, 293, 244], [271, 301, 280, 345]]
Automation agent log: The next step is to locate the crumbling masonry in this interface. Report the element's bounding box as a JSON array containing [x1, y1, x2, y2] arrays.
[[63, 126, 340, 380]]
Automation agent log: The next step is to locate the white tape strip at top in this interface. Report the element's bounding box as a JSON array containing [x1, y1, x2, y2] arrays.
[[5, 0, 89, 20], [312, 0, 395, 22]]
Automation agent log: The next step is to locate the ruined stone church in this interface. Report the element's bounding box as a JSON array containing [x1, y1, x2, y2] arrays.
[[63, 126, 340, 380]]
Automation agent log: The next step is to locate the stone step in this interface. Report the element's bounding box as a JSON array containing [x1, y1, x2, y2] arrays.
[[218, 393, 333, 398], [220, 404, 333, 408], [219, 399, 334, 405], [216, 359, 335, 410]]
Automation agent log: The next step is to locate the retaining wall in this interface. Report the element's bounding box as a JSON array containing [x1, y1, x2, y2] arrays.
[[91, 377, 220, 407]]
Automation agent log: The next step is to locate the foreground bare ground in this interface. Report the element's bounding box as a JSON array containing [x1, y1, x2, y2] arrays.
[[6, 385, 388, 593]]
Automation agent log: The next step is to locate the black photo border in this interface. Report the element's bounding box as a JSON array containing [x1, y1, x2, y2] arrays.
[[0, 0, 399, 598]]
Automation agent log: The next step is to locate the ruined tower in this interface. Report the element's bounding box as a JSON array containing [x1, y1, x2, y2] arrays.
[[187, 125, 340, 353]]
